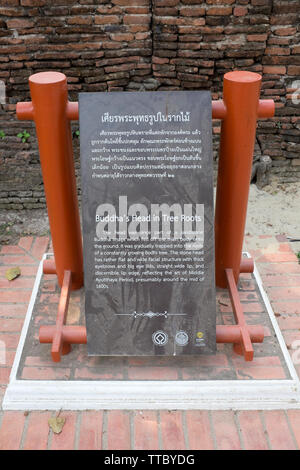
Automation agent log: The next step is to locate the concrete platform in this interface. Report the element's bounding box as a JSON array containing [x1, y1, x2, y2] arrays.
[[3, 250, 300, 410]]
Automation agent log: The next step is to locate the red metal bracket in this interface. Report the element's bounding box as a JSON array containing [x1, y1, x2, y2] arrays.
[[49, 269, 72, 362], [215, 259, 264, 361], [39, 258, 264, 362], [225, 268, 256, 361]]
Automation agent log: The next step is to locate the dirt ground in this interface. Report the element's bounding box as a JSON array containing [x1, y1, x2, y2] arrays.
[[0, 181, 300, 257], [245, 181, 300, 257]]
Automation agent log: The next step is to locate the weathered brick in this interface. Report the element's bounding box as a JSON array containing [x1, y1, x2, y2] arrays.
[[273, 26, 297, 36], [291, 45, 300, 54], [251, 0, 271, 5], [180, 6, 205, 16], [265, 46, 290, 56], [67, 16, 93, 25], [154, 7, 178, 16], [287, 65, 300, 76], [123, 14, 151, 25], [125, 6, 150, 14], [207, 6, 232, 15], [247, 33, 268, 42], [270, 14, 299, 25], [110, 33, 134, 42], [233, 6, 248, 16], [94, 15, 121, 25], [97, 6, 122, 15], [207, 0, 234, 3], [263, 65, 287, 75], [113, 0, 148, 4], [6, 18, 35, 28], [0, 1, 19, 6], [21, 0, 46, 5], [0, 0, 299, 197]]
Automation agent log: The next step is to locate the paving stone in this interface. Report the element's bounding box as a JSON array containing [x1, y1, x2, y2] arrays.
[[160, 411, 186, 450], [263, 411, 297, 450], [78, 411, 103, 450], [211, 411, 242, 450], [134, 411, 160, 450]]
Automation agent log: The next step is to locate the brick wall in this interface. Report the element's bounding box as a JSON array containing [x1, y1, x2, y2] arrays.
[[0, 0, 299, 209]]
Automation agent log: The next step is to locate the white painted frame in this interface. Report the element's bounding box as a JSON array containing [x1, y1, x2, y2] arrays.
[[3, 253, 300, 410]]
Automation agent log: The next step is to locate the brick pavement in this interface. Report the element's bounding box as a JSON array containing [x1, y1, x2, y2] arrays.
[[0, 235, 300, 450]]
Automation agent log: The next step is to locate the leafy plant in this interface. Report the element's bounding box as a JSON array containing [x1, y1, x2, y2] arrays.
[[297, 252, 300, 263], [17, 130, 30, 143], [0, 130, 5, 139]]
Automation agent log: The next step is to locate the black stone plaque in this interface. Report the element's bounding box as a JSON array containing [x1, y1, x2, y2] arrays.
[[79, 91, 216, 356]]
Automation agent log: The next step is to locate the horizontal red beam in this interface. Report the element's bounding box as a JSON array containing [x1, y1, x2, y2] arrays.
[[240, 257, 254, 274], [216, 325, 263, 344], [43, 259, 56, 275], [16, 99, 274, 122], [40, 325, 87, 345], [44, 258, 255, 277], [39, 324, 263, 349]]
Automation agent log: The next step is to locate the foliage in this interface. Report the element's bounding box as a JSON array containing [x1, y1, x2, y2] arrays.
[[17, 130, 30, 143]]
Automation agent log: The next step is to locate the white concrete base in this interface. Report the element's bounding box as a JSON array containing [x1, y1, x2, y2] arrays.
[[3, 253, 300, 411]]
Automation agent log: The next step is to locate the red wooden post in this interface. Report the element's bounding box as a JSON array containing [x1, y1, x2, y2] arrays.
[[214, 71, 274, 288], [17, 72, 83, 290]]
